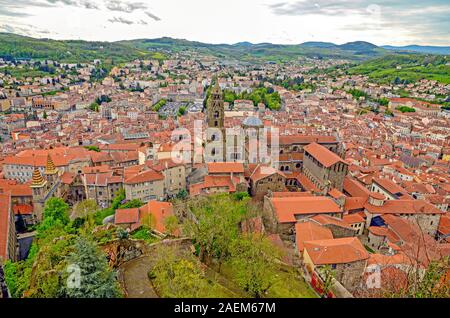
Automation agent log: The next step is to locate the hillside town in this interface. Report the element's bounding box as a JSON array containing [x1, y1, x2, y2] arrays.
[[0, 51, 449, 299]]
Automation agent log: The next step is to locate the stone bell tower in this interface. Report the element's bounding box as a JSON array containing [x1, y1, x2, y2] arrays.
[[205, 80, 226, 162]]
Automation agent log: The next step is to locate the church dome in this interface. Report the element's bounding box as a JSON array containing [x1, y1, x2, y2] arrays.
[[243, 116, 263, 127]]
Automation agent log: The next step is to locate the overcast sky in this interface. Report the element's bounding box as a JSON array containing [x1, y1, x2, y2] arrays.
[[0, 0, 449, 46]]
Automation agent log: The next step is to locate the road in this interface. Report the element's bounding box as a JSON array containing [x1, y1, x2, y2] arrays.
[[119, 256, 159, 298]]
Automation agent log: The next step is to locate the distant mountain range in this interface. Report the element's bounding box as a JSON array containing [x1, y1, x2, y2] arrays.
[[382, 45, 450, 55], [0, 32, 449, 64]]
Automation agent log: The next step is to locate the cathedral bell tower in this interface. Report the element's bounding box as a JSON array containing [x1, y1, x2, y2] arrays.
[[206, 80, 226, 162], [45, 154, 58, 186], [31, 167, 47, 222]]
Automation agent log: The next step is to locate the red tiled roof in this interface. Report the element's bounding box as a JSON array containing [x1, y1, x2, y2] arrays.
[[271, 196, 342, 223], [249, 164, 285, 183], [311, 215, 354, 230], [295, 221, 333, 252], [304, 237, 369, 265], [13, 204, 33, 215], [115, 208, 140, 224], [207, 162, 244, 174], [343, 177, 370, 198], [125, 169, 164, 184], [343, 213, 365, 224], [139, 201, 176, 234], [304, 142, 346, 168], [365, 199, 444, 215]]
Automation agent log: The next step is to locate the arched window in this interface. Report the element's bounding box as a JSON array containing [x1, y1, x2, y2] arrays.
[[214, 111, 220, 119], [280, 166, 285, 172]]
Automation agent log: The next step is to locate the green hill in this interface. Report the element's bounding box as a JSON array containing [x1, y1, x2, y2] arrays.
[[118, 37, 388, 62], [0, 33, 164, 63], [348, 54, 450, 84]]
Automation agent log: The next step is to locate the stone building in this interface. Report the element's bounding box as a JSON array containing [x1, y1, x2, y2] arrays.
[[248, 164, 286, 200], [83, 170, 123, 208], [303, 142, 348, 194], [363, 192, 443, 237], [124, 168, 165, 203], [303, 237, 369, 291], [205, 81, 226, 162]]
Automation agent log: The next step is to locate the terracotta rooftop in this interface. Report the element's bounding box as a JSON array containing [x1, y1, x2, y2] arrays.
[[271, 196, 342, 223], [304, 237, 369, 265], [304, 142, 347, 168], [295, 221, 333, 252], [207, 162, 244, 174]]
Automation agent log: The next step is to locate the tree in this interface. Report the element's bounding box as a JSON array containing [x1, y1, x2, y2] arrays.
[[176, 189, 188, 200], [43, 111, 47, 119], [163, 215, 180, 235], [111, 189, 126, 210], [228, 235, 281, 298], [150, 245, 210, 298], [72, 200, 99, 219], [319, 265, 335, 298], [43, 198, 70, 225], [177, 106, 186, 116], [119, 199, 144, 209], [185, 194, 248, 268], [64, 237, 122, 298], [84, 145, 100, 152], [89, 102, 99, 112], [141, 213, 156, 230]]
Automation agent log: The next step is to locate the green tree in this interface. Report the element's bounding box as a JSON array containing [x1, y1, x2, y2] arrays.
[[185, 194, 248, 268], [319, 265, 335, 298], [176, 189, 188, 200], [43, 198, 70, 225], [228, 235, 281, 298], [64, 237, 122, 298], [89, 102, 99, 112], [163, 215, 180, 235], [177, 106, 186, 116], [150, 245, 210, 298], [72, 199, 99, 219], [119, 199, 144, 209]]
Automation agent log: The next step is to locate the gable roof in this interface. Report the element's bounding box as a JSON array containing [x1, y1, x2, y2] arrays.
[[304, 237, 369, 265], [311, 215, 354, 230], [207, 162, 244, 174], [304, 142, 347, 168], [295, 221, 333, 252], [270, 196, 342, 223]]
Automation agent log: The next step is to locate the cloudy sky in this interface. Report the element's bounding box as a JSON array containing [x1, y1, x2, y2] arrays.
[[0, 0, 449, 45]]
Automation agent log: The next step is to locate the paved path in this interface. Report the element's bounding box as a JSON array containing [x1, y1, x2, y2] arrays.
[[120, 256, 159, 298]]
